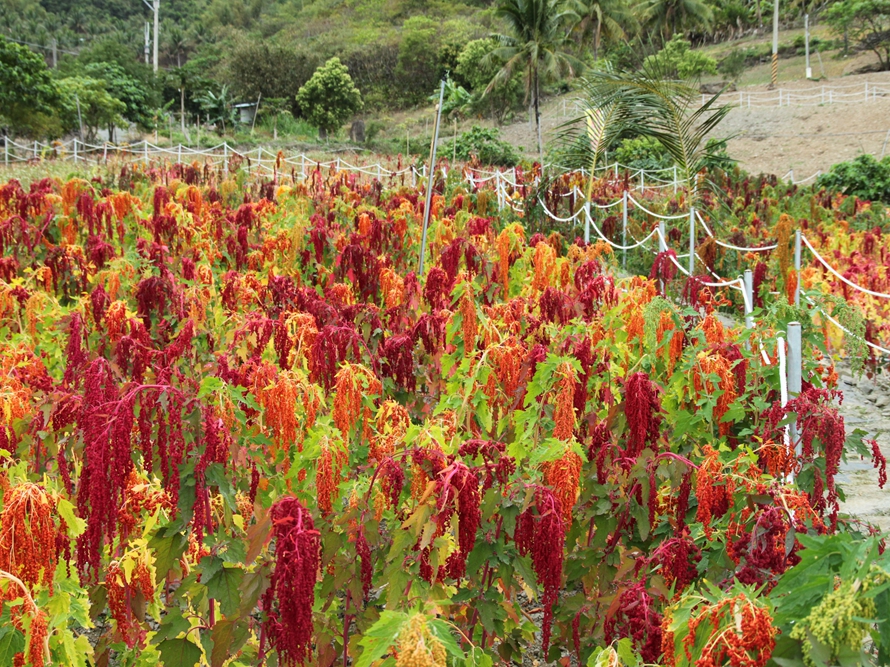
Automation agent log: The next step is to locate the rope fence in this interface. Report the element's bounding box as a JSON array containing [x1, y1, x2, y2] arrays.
[[724, 81, 890, 109], [2, 136, 887, 360], [536, 183, 890, 360]]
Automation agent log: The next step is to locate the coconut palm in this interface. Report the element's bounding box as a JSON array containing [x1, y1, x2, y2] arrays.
[[486, 0, 583, 159], [163, 22, 191, 68], [559, 64, 731, 201], [645, 0, 714, 39], [570, 0, 636, 61]]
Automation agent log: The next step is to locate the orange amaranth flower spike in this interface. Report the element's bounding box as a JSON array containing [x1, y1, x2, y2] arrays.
[[543, 445, 583, 526], [693, 350, 738, 436], [0, 483, 59, 593], [552, 362, 577, 440]]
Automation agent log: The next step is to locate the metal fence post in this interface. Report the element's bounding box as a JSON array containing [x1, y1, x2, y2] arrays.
[[419, 79, 445, 277], [3, 136, 7, 167], [688, 206, 696, 276], [787, 321, 802, 456], [744, 270, 754, 329], [794, 229, 802, 306], [73, 138, 78, 163], [223, 143, 228, 176], [622, 190, 628, 269], [584, 199, 591, 245]]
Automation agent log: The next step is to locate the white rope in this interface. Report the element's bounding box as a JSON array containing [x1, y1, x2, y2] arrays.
[[585, 210, 658, 250], [802, 296, 890, 357], [695, 212, 779, 252], [802, 234, 890, 299], [627, 194, 688, 220], [540, 198, 584, 223]]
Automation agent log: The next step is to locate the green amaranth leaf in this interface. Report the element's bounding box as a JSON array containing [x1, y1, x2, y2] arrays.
[[354, 611, 410, 667], [157, 637, 202, 667]]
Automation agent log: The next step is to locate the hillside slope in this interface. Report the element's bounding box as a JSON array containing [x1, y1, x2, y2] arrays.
[[498, 66, 890, 179]]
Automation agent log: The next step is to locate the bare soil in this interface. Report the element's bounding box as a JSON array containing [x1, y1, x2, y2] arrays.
[[497, 58, 890, 180]]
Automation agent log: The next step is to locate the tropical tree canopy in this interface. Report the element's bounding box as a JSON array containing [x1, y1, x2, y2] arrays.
[[0, 35, 63, 137], [487, 0, 583, 158], [296, 57, 363, 139]]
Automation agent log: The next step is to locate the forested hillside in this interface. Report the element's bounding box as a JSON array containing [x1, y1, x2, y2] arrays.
[[1, 0, 887, 144]]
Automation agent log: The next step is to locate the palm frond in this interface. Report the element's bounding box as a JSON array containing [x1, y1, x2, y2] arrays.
[[563, 66, 732, 200]]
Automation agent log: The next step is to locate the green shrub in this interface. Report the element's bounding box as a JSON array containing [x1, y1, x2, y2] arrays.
[[296, 57, 363, 139], [613, 136, 673, 171], [455, 38, 524, 123], [445, 126, 520, 167], [815, 154, 890, 204], [643, 35, 718, 80], [718, 49, 746, 83]]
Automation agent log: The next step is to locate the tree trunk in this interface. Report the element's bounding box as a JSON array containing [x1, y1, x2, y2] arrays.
[[533, 67, 543, 162], [594, 19, 601, 61]]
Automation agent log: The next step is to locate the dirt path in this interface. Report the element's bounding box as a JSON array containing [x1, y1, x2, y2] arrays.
[[837, 367, 890, 532]]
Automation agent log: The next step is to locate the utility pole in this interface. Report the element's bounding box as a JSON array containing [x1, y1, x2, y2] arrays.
[[141, 0, 159, 72], [153, 0, 159, 73], [805, 14, 812, 79], [51, 38, 57, 68], [144, 22, 150, 65], [770, 0, 779, 89]]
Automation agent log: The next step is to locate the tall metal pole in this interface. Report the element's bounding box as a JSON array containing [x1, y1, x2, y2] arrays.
[[621, 190, 628, 269], [418, 79, 445, 277], [770, 0, 779, 89], [144, 22, 150, 65], [743, 270, 754, 329], [805, 14, 812, 79], [793, 229, 802, 306], [787, 321, 802, 456], [152, 0, 159, 73], [75, 95, 84, 142]]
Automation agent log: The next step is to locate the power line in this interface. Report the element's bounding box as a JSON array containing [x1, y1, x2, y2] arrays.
[[2, 35, 78, 55]]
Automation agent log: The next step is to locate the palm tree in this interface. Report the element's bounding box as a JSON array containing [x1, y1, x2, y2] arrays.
[[570, 0, 635, 61], [645, 0, 713, 39], [561, 64, 732, 201], [197, 85, 236, 135], [486, 0, 583, 159], [163, 23, 191, 68]]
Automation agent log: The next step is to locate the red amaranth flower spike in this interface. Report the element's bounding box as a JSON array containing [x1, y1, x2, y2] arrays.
[[624, 372, 662, 459], [75, 358, 135, 582], [261, 497, 321, 667], [870, 439, 887, 489], [514, 485, 564, 656], [62, 312, 88, 387], [356, 524, 373, 600], [604, 581, 663, 663]]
